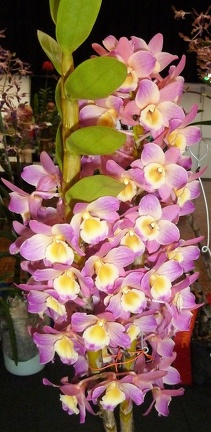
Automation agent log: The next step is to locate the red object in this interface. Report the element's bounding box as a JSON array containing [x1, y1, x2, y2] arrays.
[[173, 309, 198, 385], [42, 61, 54, 72]]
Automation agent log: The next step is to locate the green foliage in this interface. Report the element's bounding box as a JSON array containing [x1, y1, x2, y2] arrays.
[[65, 57, 127, 100], [65, 175, 125, 203], [55, 79, 62, 117], [33, 87, 54, 118], [66, 126, 126, 155], [56, 0, 102, 54], [49, 0, 60, 24], [55, 124, 63, 170], [37, 31, 62, 74], [191, 120, 211, 126]]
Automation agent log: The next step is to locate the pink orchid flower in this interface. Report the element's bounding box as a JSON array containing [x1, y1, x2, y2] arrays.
[[43, 377, 96, 423], [71, 311, 130, 351], [2, 177, 61, 226], [91, 375, 144, 411], [71, 196, 120, 245], [2, 178, 44, 223], [114, 218, 146, 258], [165, 274, 199, 332], [132, 311, 158, 334], [105, 159, 142, 202], [132, 142, 188, 200], [33, 264, 94, 301], [166, 237, 201, 272], [159, 54, 186, 90], [131, 33, 179, 77], [33, 325, 83, 364], [141, 255, 183, 301], [27, 289, 67, 321], [20, 221, 82, 265], [164, 104, 202, 152], [173, 170, 203, 215], [104, 271, 146, 319], [157, 356, 181, 385], [144, 386, 184, 416], [121, 79, 184, 137], [134, 194, 180, 252], [80, 95, 123, 128], [82, 243, 135, 293], [21, 151, 61, 192], [9, 220, 34, 254]]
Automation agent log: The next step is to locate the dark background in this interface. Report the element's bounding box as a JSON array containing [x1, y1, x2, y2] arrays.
[[1, 0, 211, 87]]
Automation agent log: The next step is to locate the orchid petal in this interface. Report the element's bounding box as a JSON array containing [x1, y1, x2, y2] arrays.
[[157, 220, 180, 244], [129, 51, 156, 77], [83, 323, 110, 350], [101, 382, 125, 410], [135, 79, 160, 109]]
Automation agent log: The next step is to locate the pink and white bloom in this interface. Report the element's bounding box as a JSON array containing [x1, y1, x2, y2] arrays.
[[43, 377, 95, 423], [27, 289, 67, 321], [144, 386, 184, 416], [20, 221, 81, 265], [132, 142, 188, 199], [21, 151, 61, 192], [80, 95, 123, 128], [121, 79, 184, 136], [82, 243, 135, 292], [91, 376, 144, 410], [1, 178, 54, 223], [71, 312, 130, 350], [164, 104, 201, 152], [105, 271, 146, 319], [131, 33, 179, 77], [105, 159, 142, 202], [33, 265, 94, 301], [33, 326, 82, 364], [134, 194, 180, 251], [141, 256, 183, 301], [71, 196, 119, 245], [166, 238, 201, 272], [173, 171, 202, 215]]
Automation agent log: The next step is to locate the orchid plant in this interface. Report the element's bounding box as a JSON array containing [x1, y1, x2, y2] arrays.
[[172, 5, 211, 82], [2, 1, 205, 431]]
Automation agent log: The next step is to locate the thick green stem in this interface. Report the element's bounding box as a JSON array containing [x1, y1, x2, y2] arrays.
[[87, 349, 103, 374], [100, 409, 117, 432], [119, 399, 134, 432], [119, 340, 137, 432], [60, 52, 81, 221], [87, 350, 117, 432]]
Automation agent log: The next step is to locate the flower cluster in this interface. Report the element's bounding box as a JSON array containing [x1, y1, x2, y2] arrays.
[[172, 5, 211, 81], [3, 33, 204, 422]]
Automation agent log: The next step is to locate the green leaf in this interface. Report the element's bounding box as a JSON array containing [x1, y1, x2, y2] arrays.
[[66, 126, 126, 155], [55, 124, 63, 170], [49, 0, 60, 24], [191, 120, 211, 126], [55, 79, 62, 117], [37, 30, 62, 74], [66, 175, 124, 203], [56, 0, 102, 54], [65, 57, 127, 100]]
